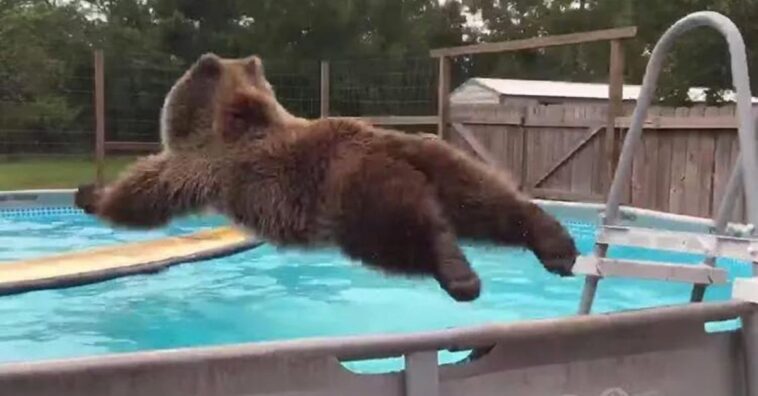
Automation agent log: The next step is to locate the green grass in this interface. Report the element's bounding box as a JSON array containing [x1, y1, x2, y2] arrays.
[[0, 156, 137, 190]]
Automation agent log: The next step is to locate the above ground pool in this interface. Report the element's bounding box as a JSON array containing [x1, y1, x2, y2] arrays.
[[0, 203, 752, 372]]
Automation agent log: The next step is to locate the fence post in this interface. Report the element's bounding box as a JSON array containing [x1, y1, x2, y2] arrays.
[[437, 56, 451, 139], [602, 39, 625, 196], [320, 61, 330, 118], [94, 49, 106, 186]]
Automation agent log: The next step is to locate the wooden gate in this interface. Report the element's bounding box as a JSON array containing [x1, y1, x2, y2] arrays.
[[447, 102, 747, 222]]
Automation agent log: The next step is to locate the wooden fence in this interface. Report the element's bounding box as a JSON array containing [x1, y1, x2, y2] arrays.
[[448, 103, 747, 222]]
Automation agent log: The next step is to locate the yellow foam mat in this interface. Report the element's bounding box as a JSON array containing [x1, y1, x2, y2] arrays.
[[0, 226, 260, 296]]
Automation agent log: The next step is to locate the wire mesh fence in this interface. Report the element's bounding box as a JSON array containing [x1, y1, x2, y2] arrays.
[[330, 56, 438, 117], [0, 66, 95, 156], [0, 53, 439, 157]]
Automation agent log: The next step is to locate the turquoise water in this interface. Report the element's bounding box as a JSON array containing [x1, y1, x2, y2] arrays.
[[0, 210, 228, 262], [0, 212, 751, 372]]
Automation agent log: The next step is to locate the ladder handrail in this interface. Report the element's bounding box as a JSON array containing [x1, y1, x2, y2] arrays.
[[579, 11, 758, 315], [605, 11, 758, 228]]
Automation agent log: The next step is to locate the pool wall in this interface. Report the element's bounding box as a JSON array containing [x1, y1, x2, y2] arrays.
[[0, 300, 752, 396], [0, 189, 75, 210], [2, 190, 758, 395]]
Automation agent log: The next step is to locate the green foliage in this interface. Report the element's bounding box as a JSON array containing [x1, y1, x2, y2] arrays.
[[3, 0, 758, 155]]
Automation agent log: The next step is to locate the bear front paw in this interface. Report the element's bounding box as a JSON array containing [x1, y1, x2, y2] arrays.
[[532, 234, 579, 277], [75, 184, 100, 214], [444, 275, 482, 302]]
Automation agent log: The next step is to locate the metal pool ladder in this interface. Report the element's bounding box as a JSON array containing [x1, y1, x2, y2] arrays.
[[574, 11, 758, 315]]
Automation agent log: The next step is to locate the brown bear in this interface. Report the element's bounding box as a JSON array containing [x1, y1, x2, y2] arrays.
[[75, 53, 579, 302]]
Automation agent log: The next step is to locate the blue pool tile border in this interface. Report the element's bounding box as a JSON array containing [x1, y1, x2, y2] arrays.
[[0, 206, 84, 218]]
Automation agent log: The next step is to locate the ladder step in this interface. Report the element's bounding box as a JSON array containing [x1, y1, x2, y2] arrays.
[[573, 256, 728, 285], [597, 225, 758, 262]]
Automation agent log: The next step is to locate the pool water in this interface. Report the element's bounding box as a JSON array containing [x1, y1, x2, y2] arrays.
[[0, 209, 228, 262], [0, 212, 751, 372]]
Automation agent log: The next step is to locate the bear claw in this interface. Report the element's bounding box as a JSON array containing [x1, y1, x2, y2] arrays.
[[542, 256, 576, 277], [75, 184, 99, 214], [442, 275, 482, 302]]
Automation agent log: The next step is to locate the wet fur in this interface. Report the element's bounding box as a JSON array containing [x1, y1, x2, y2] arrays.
[[76, 53, 579, 302]]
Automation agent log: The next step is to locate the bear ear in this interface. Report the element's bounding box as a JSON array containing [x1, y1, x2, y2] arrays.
[[192, 53, 222, 78], [244, 55, 264, 76], [221, 89, 273, 142]]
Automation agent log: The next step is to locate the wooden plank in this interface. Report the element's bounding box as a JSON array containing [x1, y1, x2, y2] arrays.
[[668, 109, 688, 215], [542, 107, 564, 189], [683, 107, 704, 216], [524, 108, 541, 188], [617, 128, 632, 204], [533, 126, 604, 188], [430, 26, 638, 57], [698, 108, 719, 218], [718, 105, 745, 222], [652, 108, 672, 212], [630, 128, 646, 208], [698, 131, 716, 217], [712, 130, 734, 217], [518, 125, 528, 189], [105, 141, 162, 152], [682, 130, 701, 216], [571, 107, 595, 195], [437, 57, 451, 138], [320, 61, 330, 118], [490, 125, 508, 172], [451, 123, 499, 167], [728, 123, 746, 223], [551, 125, 570, 189], [539, 106, 565, 189], [94, 49, 106, 187], [643, 131, 660, 210], [450, 116, 592, 128], [561, 128, 586, 191], [605, 39, 625, 195]]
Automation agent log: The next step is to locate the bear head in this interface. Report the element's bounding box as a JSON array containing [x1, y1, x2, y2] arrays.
[[159, 53, 303, 153]]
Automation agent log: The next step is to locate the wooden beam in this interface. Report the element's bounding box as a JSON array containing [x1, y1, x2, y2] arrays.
[[450, 116, 595, 129], [451, 114, 741, 130], [320, 61, 330, 118], [533, 126, 605, 188], [519, 124, 528, 189], [452, 123, 499, 167], [604, 39, 625, 195], [105, 141, 161, 152], [93, 50, 106, 186], [437, 57, 452, 138], [430, 26, 637, 58]]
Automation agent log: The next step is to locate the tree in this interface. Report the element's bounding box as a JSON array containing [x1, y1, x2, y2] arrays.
[[0, 1, 92, 153]]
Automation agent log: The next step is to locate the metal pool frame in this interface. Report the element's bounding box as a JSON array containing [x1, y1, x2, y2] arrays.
[[2, 10, 758, 396], [1, 193, 758, 396]]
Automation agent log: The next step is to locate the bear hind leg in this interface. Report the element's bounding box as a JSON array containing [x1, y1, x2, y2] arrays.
[[334, 158, 481, 301], [447, 187, 579, 277]]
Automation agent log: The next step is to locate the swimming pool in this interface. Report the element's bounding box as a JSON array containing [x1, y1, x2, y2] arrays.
[[0, 203, 752, 373], [0, 208, 229, 262]]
